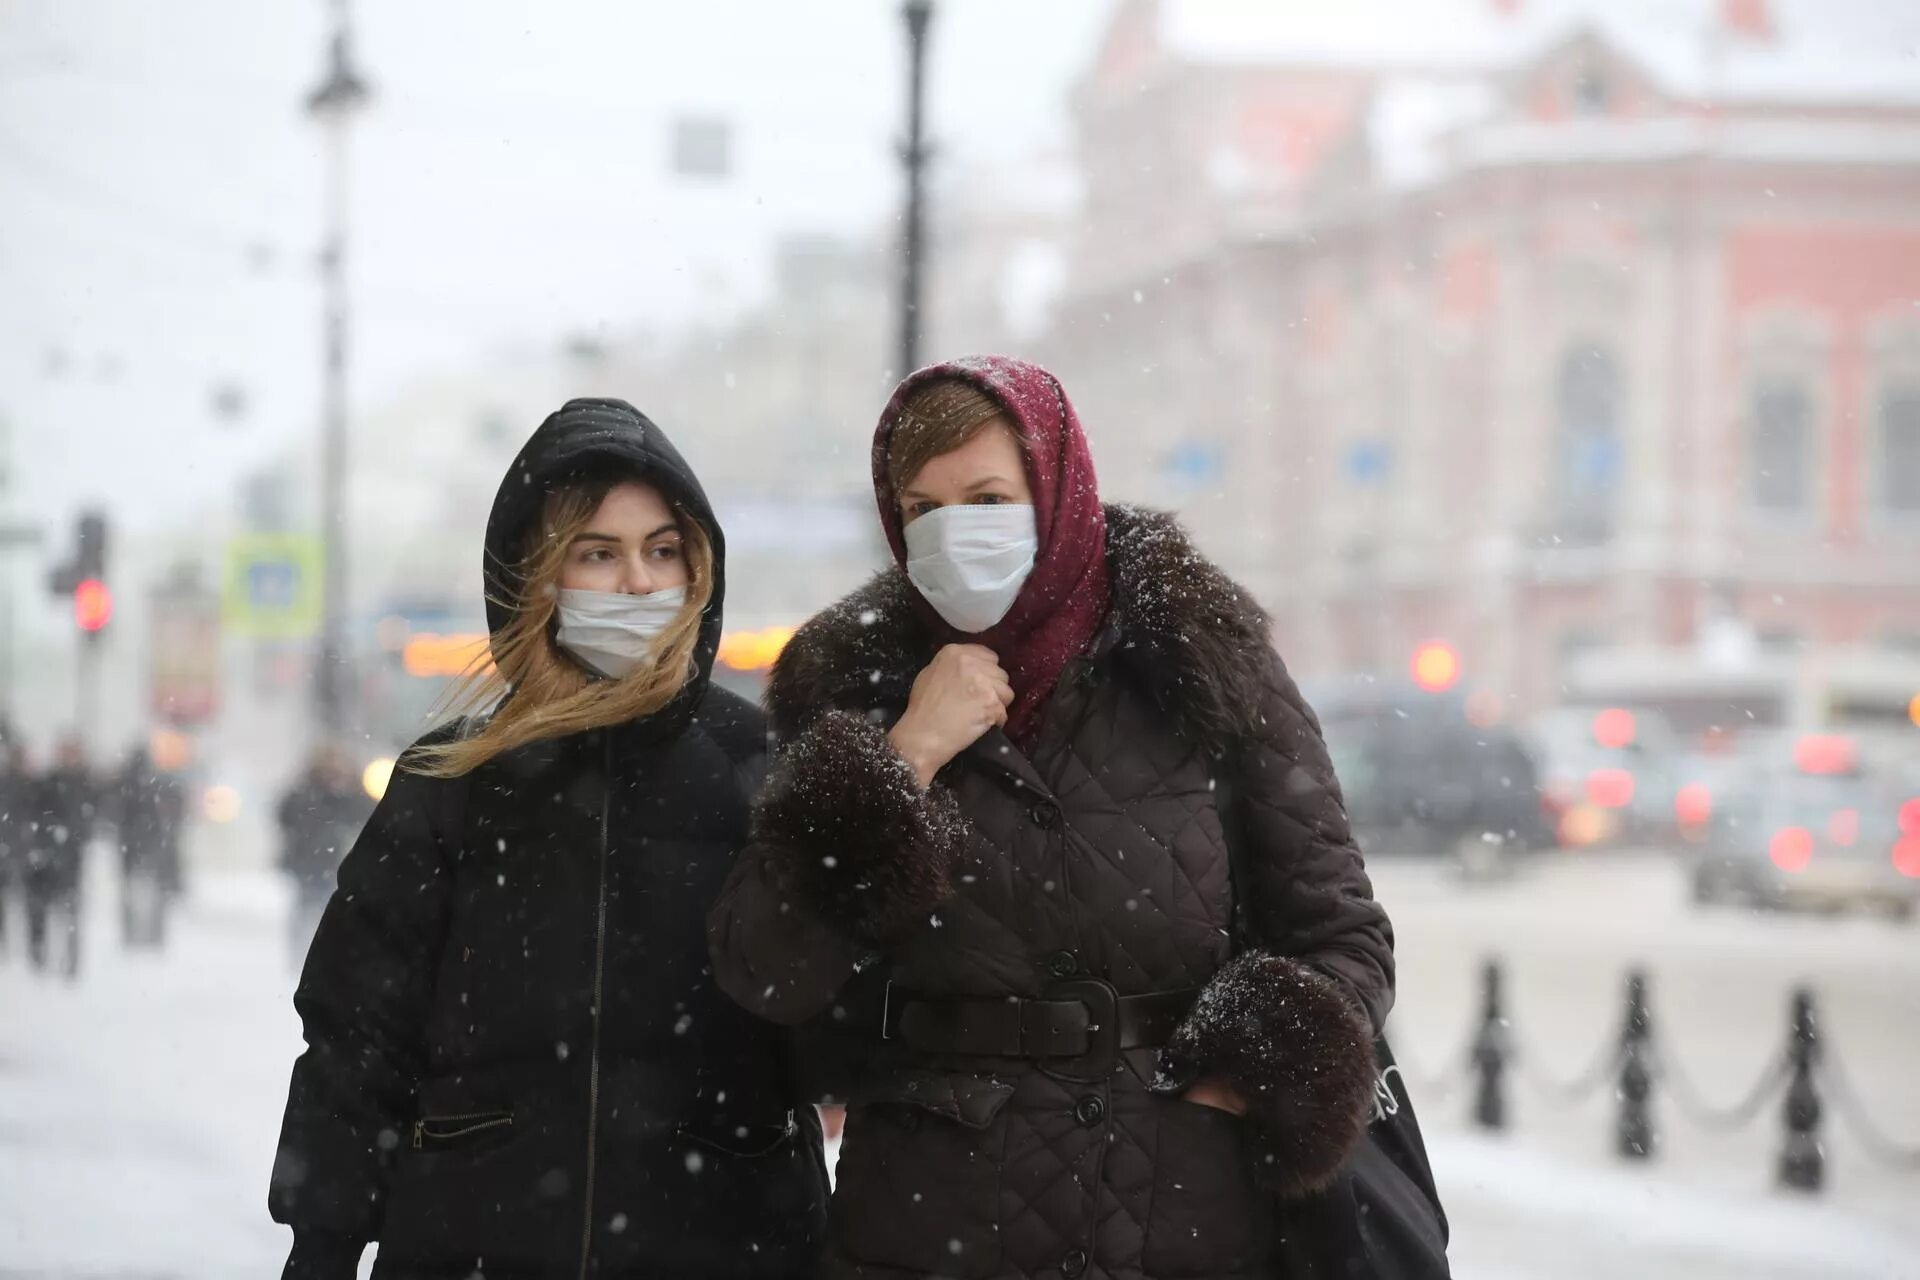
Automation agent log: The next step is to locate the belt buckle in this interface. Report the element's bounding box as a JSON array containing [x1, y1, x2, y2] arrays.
[[1042, 977, 1119, 1077]]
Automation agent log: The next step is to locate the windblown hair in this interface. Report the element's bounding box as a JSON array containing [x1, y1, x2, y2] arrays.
[[887, 378, 1024, 494], [408, 475, 714, 778]]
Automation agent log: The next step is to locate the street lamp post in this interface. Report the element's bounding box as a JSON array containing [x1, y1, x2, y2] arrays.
[[306, 0, 369, 739], [897, 0, 934, 378]]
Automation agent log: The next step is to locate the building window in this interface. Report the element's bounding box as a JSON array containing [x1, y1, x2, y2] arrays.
[[1878, 382, 1920, 516], [1554, 344, 1622, 545], [1557, 627, 1612, 665], [1748, 377, 1813, 514], [1757, 627, 1802, 653], [1573, 65, 1612, 115]]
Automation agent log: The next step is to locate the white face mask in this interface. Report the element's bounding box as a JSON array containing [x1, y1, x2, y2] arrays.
[[554, 586, 689, 679], [903, 504, 1038, 633]]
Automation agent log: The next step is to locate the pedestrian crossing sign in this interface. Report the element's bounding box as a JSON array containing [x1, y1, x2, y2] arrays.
[[223, 534, 323, 638]]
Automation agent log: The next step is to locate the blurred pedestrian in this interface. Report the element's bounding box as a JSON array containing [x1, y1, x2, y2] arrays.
[[25, 736, 96, 979], [709, 356, 1395, 1279], [270, 399, 827, 1279], [274, 743, 368, 968], [112, 742, 187, 948], [0, 741, 33, 959]]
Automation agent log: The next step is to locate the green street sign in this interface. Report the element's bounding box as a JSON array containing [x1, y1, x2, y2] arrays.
[[224, 533, 323, 638]]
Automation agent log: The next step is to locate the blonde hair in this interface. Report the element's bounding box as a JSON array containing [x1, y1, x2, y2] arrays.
[[888, 378, 1021, 495], [408, 477, 715, 778]]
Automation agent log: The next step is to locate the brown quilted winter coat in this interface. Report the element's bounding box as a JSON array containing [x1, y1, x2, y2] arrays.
[[709, 504, 1394, 1280]]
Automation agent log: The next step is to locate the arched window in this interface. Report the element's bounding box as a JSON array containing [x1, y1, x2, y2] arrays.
[[1878, 382, 1920, 516], [1748, 377, 1813, 514], [1555, 344, 1622, 545]]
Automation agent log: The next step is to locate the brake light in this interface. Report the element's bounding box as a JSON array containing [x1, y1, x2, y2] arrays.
[[1770, 828, 1815, 873], [1675, 784, 1713, 828], [1586, 768, 1635, 810], [1895, 837, 1920, 879], [1593, 708, 1637, 750], [1794, 735, 1856, 776], [1558, 805, 1614, 848], [1827, 809, 1860, 847], [1900, 799, 1920, 838]]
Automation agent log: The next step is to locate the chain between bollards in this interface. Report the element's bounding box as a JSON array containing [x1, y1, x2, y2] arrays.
[[1818, 1033, 1920, 1170], [1651, 1040, 1789, 1133]]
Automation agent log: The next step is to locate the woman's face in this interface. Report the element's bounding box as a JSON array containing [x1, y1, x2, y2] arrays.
[[897, 419, 1033, 525], [556, 481, 689, 595]]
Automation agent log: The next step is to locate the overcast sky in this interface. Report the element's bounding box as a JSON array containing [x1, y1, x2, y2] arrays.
[[0, 0, 1114, 541]]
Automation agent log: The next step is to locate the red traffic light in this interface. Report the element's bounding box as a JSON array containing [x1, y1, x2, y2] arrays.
[[74, 578, 113, 632]]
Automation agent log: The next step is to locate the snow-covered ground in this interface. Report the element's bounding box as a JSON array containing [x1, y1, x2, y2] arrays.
[[2, 846, 1916, 1278]]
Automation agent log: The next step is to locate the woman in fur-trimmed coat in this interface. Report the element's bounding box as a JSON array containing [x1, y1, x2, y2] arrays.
[[710, 355, 1394, 1280]]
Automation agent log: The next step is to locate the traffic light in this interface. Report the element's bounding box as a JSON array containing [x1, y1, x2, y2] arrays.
[[49, 509, 112, 639], [76, 511, 107, 578], [74, 579, 113, 633]]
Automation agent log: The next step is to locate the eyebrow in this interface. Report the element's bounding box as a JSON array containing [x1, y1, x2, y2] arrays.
[[901, 476, 1014, 500], [568, 523, 681, 546]]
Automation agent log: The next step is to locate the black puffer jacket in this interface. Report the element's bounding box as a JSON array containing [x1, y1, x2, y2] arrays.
[[271, 399, 828, 1280], [710, 505, 1394, 1280]]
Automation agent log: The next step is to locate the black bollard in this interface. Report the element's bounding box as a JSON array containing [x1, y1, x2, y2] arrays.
[[1471, 958, 1508, 1130], [1778, 987, 1824, 1192], [1616, 969, 1655, 1161]]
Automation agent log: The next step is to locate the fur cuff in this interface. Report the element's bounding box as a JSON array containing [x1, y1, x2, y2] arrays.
[[1158, 951, 1376, 1197], [752, 710, 968, 945]]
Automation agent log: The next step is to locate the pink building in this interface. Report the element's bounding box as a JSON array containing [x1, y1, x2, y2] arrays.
[[1043, 0, 1920, 708]]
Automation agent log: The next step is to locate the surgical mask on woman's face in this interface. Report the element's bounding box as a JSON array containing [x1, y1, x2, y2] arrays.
[[903, 504, 1038, 633], [553, 586, 688, 679]]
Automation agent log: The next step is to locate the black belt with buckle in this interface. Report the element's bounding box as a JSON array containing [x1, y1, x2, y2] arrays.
[[881, 978, 1199, 1076]]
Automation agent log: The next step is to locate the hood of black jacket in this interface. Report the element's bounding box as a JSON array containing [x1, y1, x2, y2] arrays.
[[483, 397, 725, 690]]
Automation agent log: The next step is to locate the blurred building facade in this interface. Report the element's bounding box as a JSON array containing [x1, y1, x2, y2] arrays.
[[1044, 0, 1920, 708]]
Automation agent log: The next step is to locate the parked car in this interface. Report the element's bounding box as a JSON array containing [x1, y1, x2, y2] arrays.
[[1524, 706, 1683, 849], [1688, 734, 1919, 920], [1307, 677, 1554, 866]]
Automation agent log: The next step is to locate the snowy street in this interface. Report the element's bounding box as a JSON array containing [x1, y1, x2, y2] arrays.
[[2, 847, 1916, 1279]]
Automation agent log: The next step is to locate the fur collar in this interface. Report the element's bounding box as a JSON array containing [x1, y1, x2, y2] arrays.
[[766, 504, 1273, 753]]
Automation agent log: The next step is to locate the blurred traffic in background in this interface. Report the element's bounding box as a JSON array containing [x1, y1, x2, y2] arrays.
[[2, 1, 1919, 1276]]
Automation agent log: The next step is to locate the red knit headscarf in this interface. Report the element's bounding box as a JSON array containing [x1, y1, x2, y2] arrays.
[[872, 356, 1110, 746]]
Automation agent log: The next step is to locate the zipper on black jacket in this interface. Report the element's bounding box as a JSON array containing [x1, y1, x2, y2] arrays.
[[577, 734, 613, 1280], [412, 1111, 514, 1150]]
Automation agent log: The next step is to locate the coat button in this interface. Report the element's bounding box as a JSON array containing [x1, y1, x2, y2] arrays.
[[1062, 1248, 1089, 1277], [1074, 1095, 1105, 1127], [1029, 801, 1059, 828], [1046, 950, 1079, 978]]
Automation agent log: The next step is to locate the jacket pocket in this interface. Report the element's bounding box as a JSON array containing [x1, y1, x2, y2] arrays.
[[678, 1111, 799, 1158], [832, 1072, 1013, 1279], [1141, 1098, 1273, 1277], [411, 1109, 515, 1152]]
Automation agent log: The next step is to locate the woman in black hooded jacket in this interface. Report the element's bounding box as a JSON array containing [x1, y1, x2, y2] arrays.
[[269, 399, 828, 1279]]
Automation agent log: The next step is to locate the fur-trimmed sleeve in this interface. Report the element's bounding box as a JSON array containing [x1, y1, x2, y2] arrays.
[[1157, 648, 1393, 1196], [707, 709, 969, 1026]]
